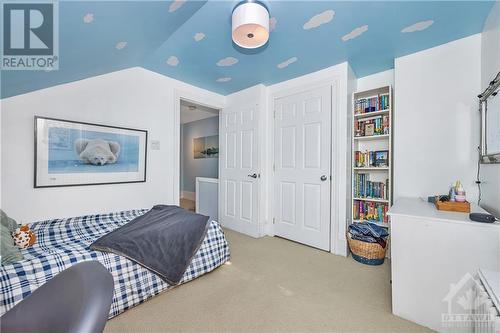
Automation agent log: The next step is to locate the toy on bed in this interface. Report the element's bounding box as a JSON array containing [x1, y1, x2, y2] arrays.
[[12, 225, 36, 249]]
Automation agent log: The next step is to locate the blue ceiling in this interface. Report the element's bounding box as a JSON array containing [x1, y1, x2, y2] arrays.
[[0, 0, 205, 98], [1, 1, 495, 98]]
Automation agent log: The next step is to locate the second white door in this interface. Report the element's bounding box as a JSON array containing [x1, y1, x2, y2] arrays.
[[274, 85, 332, 251]]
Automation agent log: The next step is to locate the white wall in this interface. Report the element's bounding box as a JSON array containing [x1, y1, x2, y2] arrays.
[[1, 67, 225, 223], [394, 34, 482, 202], [266, 62, 351, 256], [356, 69, 394, 92], [480, 2, 500, 218]]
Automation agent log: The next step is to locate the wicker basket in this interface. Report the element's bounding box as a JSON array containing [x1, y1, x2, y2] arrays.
[[347, 233, 386, 266]]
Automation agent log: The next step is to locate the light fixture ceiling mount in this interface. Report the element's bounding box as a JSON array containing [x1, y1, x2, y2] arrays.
[[232, 1, 269, 49]]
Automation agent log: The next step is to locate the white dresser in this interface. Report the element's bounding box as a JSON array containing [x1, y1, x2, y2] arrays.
[[388, 197, 500, 332]]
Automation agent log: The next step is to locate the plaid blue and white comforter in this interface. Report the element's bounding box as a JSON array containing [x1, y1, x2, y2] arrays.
[[0, 209, 230, 318]]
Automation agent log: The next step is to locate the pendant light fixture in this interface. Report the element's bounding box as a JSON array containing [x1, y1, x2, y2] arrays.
[[232, 1, 269, 49]]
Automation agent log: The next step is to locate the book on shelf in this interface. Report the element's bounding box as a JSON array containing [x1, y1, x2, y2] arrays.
[[353, 173, 388, 200], [355, 150, 389, 168], [354, 115, 389, 137], [353, 200, 389, 224], [354, 93, 389, 115]]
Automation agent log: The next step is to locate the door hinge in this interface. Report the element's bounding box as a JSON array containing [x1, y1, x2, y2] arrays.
[[273, 218, 275, 224], [273, 164, 275, 172], [273, 109, 276, 119]]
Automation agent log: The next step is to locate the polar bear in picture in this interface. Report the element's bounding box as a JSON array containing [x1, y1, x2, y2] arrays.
[[74, 139, 121, 166]]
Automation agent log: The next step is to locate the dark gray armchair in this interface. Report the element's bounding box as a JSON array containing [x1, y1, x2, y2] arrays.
[[1, 261, 114, 333]]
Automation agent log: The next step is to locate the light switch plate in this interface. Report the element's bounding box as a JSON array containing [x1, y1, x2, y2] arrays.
[[150, 140, 160, 150]]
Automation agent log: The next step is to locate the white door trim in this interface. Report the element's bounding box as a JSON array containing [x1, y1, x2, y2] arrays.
[[173, 90, 224, 205], [329, 79, 347, 256], [268, 77, 346, 255]]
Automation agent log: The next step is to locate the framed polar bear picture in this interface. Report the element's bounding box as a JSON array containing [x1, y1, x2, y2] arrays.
[[34, 116, 148, 188]]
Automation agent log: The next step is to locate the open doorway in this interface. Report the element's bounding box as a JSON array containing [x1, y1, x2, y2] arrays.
[[179, 99, 219, 216]]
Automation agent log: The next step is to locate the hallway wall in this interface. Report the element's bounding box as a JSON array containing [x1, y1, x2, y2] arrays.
[[181, 116, 219, 196]]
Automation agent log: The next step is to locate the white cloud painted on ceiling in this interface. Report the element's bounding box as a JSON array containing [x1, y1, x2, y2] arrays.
[[194, 32, 205, 42], [115, 41, 127, 50], [277, 57, 298, 69], [269, 17, 277, 32], [166, 56, 179, 66], [169, 0, 186, 13], [83, 13, 94, 23], [303, 10, 335, 30], [342, 25, 368, 42], [216, 57, 238, 67], [401, 20, 434, 33]]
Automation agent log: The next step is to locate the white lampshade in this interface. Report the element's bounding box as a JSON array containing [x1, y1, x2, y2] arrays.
[[232, 1, 269, 49]]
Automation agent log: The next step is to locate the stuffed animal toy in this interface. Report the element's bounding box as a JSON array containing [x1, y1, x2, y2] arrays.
[[12, 225, 36, 249]]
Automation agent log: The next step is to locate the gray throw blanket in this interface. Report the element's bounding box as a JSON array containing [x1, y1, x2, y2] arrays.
[[90, 205, 210, 285]]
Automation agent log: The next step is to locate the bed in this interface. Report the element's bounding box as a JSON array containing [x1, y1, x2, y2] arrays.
[[0, 209, 230, 318]]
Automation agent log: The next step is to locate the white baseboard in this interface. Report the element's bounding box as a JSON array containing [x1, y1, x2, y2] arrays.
[[181, 191, 195, 201], [334, 239, 348, 257]]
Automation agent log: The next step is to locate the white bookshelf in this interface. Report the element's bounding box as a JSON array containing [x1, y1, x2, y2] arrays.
[[354, 109, 389, 119], [354, 134, 390, 141], [351, 86, 393, 229]]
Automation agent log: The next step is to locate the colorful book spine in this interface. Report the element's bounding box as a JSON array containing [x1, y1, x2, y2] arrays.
[[354, 151, 377, 167], [354, 115, 390, 137], [353, 174, 388, 200], [354, 93, 389, 115], [353, 200, 389, 224]]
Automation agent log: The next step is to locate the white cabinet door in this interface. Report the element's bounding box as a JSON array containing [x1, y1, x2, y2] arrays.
[[274, 86, 331, 251], [219, 103, 260, 237]]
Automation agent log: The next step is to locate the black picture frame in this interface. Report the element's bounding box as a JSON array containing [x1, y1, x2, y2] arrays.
[[34, 116, 148, 188]]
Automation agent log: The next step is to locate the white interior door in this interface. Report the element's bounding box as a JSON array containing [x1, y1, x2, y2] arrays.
[[219, 103, 260, 237], [274, 85, 332, 251]]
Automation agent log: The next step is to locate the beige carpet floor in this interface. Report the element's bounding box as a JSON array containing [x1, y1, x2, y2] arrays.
[[104, 229, 431, 333]]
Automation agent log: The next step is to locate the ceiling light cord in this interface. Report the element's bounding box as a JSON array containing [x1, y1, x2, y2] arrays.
[[475, 71, 500, 206], [476, 145, 482, 206]]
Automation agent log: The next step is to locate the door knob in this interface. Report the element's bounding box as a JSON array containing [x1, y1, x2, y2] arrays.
[[320, 175, 328, 181], [248, 173, 258, 179]]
